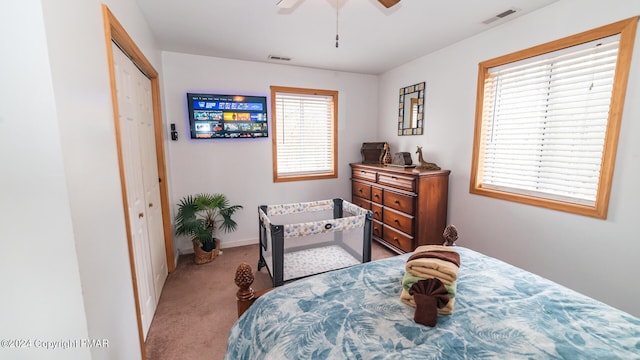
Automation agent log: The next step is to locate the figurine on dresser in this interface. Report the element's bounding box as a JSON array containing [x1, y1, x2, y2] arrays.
[[415, 146, 440, 170], [383, 143, 392, 164]]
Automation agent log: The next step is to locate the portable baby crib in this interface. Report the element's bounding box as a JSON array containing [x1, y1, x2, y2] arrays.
[[258, 198, 373, 287]]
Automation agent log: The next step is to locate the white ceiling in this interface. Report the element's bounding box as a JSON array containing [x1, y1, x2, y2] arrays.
[[135, 0, 560, 75]]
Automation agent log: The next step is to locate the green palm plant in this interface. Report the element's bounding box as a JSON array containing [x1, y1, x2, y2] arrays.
[[174, 193, 243, 252]]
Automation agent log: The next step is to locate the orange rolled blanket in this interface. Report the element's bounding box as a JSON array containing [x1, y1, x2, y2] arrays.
[[401, 245, 460, 316]]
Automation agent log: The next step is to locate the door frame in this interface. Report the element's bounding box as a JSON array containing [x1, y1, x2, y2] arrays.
[[102, 5, 175, 357]]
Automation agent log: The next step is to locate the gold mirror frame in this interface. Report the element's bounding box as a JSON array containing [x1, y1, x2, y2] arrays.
[[398, 82, 425, 135]]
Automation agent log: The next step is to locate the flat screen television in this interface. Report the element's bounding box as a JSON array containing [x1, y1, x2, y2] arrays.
[[187, 93, 268, 139]]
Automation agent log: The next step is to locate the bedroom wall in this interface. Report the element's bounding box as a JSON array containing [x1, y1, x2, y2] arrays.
[[0, 1, 91, 359], [38, 0, 164, 358], [161, 52, 378, 253], [378, 0, 640, 317]]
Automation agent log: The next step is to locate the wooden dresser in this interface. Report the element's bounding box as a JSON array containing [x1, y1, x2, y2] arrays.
[[350, 163, 450, 254]]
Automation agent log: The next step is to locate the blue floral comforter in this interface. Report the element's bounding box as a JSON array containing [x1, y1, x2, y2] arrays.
[[225, 247, 640, 359]]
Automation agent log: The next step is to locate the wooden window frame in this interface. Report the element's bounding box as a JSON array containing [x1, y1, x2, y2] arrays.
[[271, 86, 339, 182], [469, 17, 638, 219]]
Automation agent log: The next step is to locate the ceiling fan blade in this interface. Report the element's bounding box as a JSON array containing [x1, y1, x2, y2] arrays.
[[276, 0, 299, 9], [378, 0, 400, 8]]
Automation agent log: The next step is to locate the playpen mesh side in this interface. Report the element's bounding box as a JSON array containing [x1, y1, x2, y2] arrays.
[[259, 199, 370, 284]]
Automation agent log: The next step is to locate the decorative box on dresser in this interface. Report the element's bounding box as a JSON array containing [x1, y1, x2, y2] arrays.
[[350, 163, 450, 254]]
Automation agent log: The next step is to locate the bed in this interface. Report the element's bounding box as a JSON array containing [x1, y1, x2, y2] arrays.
[[226, 246, 640, 359]]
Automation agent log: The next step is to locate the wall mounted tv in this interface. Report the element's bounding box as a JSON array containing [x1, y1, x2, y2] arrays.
[[187, 93, 268, 139]]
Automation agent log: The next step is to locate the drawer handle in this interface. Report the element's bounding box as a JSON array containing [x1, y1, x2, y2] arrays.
[[374, 194, 380, 199], [394, 219, 400, 224], [394, 200, 400, 204], [359, 189, 363, 193], [375, 211, 380, 216], [393, 237, 399, 243]]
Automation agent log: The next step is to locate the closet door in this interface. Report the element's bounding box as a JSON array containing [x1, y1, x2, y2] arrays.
[[112, 44, 166, 338], [137, 64, 168, 303]]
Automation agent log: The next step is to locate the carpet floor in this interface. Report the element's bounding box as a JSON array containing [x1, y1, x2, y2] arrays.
[[144, 242, 396, 360]]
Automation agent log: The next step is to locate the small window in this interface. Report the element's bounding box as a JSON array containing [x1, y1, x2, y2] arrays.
[[271, 86, 338, 182], [470, 17, 637, 218]]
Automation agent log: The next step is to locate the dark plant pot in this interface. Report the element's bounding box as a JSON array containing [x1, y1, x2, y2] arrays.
[[201, 240, 217, 252]]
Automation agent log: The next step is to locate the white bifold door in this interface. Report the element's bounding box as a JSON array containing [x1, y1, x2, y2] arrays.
[[112, 43, 168, 339]]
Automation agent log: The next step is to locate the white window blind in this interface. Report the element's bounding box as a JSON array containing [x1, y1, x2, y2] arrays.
[[273, 91, 336, 178], [480, 35, 620, 206]]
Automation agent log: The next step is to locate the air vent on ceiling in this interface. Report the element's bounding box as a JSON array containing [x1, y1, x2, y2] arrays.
[[482, 8, 517, 24], [268, 55, 292, 61]]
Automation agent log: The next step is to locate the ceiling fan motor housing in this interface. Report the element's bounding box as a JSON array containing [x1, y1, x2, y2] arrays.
[[378, 0, 401, 8]]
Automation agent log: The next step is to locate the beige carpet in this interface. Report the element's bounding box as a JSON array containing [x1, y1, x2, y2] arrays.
[[144, 242, 396, 360]]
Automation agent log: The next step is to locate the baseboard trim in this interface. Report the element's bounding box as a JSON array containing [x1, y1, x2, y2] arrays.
[[221, 238, 259, 249], [175, 237, 259, 255]]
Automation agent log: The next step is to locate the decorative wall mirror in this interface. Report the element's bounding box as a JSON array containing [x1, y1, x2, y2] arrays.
[[397, 82, 425, 135]]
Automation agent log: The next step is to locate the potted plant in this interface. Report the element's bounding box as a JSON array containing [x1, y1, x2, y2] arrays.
[[175, 193, 243, 264]]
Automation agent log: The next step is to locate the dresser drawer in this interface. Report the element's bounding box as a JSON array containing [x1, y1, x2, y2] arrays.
[[352, 181, 371, 200], [372, 219, 383, 239], [371, 202, 383, 221], [352, 168, 377, 182], [383, 207, 413, 235], [377, 172, 416, 192], [383, 226, 413, 253], [383, 191, 414, 214], [351, 196, 371, 211], [371, 187, 383, 204]]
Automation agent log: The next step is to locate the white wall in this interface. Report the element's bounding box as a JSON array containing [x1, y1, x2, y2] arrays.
[[38, 0, 163, 359], [379, 0, 640, 317], [0, 1, 91, 359], [161, 52, 378, 253]]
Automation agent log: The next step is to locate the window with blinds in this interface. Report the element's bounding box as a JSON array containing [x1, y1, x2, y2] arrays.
[[270, 86, 338, 182], [470, 17, 637, 219]]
